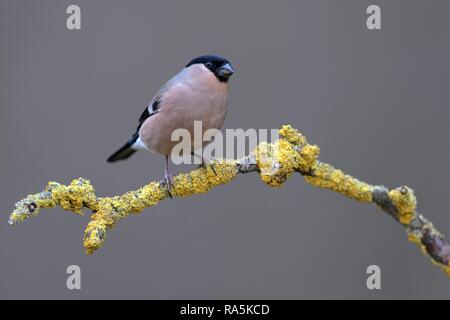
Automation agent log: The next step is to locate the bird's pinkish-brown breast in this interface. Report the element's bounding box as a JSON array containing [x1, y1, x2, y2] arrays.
[[139, 64, 229, 156]]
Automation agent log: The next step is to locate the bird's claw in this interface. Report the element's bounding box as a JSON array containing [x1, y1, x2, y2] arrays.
[[164, 170, 174, 198], [197, 159, 217, 176]]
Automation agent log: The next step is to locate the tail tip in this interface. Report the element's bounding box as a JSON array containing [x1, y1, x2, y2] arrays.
[[107, 143, 138, 163]]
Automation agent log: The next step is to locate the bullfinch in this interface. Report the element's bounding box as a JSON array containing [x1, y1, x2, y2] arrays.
[[107, 55, 235, 196]]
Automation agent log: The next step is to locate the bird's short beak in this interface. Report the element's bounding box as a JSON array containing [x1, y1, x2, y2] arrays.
[[218, 63, 235, 79]]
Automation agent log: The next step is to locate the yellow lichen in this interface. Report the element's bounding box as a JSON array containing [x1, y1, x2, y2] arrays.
[[83, 213, 109, 255], [299, 144, 320, 171], [407, 232, 422, 246], [47, 178, 98, 214], [279, 125, 307, 146], [81, 160, 239, 254], [254, 140, 294, 187], [304, 162, 373, 203], [254, 127, 319, 187], [441, 264, 450, 277], [389, 186, 417, 225], [172, 161, 238, 197], [139, 182, 166, 207]]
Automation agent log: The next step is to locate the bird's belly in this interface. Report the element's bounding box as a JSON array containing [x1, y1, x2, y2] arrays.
[[139, 97, 227, 156]]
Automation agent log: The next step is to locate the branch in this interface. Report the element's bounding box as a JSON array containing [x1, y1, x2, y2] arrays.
[[8, 125, 450, 277]]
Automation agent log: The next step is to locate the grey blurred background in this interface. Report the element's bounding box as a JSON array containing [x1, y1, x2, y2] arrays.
[[1, 0, 450, 299]]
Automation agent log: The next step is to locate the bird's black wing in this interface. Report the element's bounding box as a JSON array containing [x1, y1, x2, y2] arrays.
[[137, 100, 160, 131]]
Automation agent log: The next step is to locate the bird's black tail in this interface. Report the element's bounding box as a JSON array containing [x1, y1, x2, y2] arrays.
[[107, 137, 138, 162]]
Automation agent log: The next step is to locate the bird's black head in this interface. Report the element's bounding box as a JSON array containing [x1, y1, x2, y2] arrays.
[[186, 55, 235, 82]]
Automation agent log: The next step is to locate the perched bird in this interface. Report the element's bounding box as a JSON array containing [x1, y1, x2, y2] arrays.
[[107, 55, 235, 196]]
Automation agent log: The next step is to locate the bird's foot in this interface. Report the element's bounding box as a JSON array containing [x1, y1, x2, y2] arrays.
[[164, 170, 174, 198], [197, 158, 217, 176]]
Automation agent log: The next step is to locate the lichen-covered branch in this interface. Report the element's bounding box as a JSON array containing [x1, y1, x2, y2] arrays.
[[8, 125, 450, 277]]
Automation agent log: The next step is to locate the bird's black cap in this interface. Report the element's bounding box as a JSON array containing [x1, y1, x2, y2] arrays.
[[185, 55, 230, 68]]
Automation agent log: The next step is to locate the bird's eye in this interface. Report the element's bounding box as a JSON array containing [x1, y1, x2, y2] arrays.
[[205, 62, 213, 69]]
